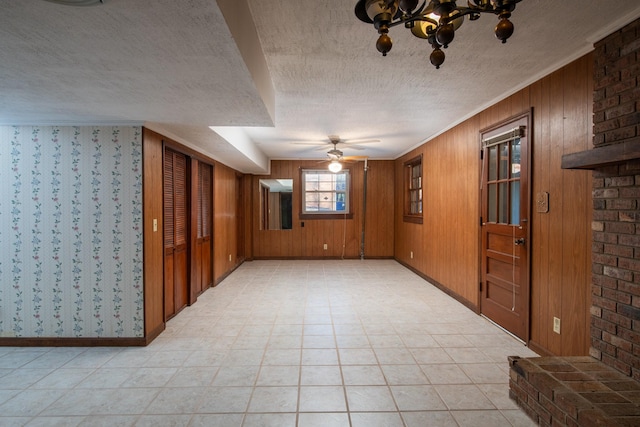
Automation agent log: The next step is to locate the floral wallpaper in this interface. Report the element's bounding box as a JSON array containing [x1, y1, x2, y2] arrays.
[[0, 126, 144, 338]]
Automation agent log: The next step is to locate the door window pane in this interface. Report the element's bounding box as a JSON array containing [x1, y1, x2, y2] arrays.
[[499, 182, 508, 224], [488, 183, 497, 223], [499, 143, 509, 180], [511, 181, 520, 225], [488, 146, 497, 181], [511, 139, 521, 178]]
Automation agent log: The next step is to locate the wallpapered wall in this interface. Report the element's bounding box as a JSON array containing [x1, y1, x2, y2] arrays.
[[0, 126, 144, 338]]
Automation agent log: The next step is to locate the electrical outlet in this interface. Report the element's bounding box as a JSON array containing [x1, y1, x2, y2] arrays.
[[229, 254, 232, 262], [323, 243, 328, 250], [410, 251, 414, 259], [553, 317, 561, 334]]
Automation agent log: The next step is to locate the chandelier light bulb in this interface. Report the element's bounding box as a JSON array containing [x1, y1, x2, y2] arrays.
[[435, 22, 455, 48]]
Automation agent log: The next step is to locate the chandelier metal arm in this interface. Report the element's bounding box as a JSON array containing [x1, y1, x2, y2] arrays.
[[387, 2, 520, 30], [355, 0, 523, 68]]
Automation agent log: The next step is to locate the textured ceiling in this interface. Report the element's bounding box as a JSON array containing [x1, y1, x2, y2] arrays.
[[1, 0, 640, 173]]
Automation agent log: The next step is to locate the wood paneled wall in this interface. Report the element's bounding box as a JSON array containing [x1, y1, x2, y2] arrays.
[[143, 128, 245, 339], [394, 54, 593, 356], [142, 128, 165, 340], [213, 163, 244, 282], [250, 160, 394, 259]]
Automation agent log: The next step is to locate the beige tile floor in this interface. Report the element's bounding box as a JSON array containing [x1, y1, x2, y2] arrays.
[[0, 260, 539, 426]]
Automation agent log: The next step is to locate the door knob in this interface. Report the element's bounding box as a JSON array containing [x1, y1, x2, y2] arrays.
[[515, 238, 525, 245]]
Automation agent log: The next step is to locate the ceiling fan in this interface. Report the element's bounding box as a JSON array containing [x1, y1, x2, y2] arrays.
[[293, 135, 380, 158]]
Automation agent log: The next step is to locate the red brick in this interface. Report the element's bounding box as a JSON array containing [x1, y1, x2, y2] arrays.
[[618, 282, 640, 298], [602, 353, 632, 376], [593, 232, 618, 245], [593, 253, 618, 267], [618, 257, 640, 272], [555, 390, 595, 420], [619, 234, 640, 247], [603, 331, 633, 352], [594, 210, 619, 222], [594, 118, 621, 134], [619, 211, 640, 222], [594, 74, 621, 92], [594, 96, 620, 113], [607, 175, 636, 187], [602, 288, 630, 305], [619, 112, 640, 128], [605, 102, 637, 120], [603, 266, 633, 281], [606, 222, 636, 234], [607, 79, 638, 97], [618, 305, 640, 322], [608, 198, 637, 209], [576, 409, 615, 427], [518, 376, 540, 399], [603, 309, 632, 330], [530, 372, 566, 400], [593, 339, 617, 357], [594, 177, 606, 188], [594, 295, 618, 312], [621, 38, 640, 56], [620, 86, 640, 104], [593, 274, 618, 290], [510, 379, 529, 403], [530, 397, 553, 425], [604, 244, 634, 258], [540, 394, 567, 424], [619, 326, 640, 344], [605, 125, 638, 143], [598, 402, 640, 417]]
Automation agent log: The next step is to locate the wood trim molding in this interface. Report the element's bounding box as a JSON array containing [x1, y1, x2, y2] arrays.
[[0, 337, 148, 347], [396, 259, 480, 314], [561, 138, 640, 169]]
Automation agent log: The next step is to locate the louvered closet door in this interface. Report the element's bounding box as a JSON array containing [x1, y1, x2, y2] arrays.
[[164, 149, 189, 320], [196, 163, 213, 293]]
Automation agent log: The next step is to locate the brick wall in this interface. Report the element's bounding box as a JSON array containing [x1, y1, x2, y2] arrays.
[[591, 19, 640, 380], [593, 19, 640, 148], [509, 356, 640, 426]]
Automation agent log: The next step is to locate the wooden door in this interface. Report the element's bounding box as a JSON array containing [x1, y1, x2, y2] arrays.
[[164, 149, 189, 320], [481, 114, 530, 341], [197, 163, 213, 293], [236, 174, 244, 261]]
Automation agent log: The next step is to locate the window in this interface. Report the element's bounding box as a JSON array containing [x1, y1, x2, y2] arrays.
[[301, 169, 352, 219], [404, 155, 423, 224]]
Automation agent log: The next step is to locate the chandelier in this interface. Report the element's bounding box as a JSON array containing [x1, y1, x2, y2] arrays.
[[355, 0, 522, 68]]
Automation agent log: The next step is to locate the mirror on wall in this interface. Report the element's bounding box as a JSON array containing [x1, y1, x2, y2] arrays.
[[259, 179, 293, 230]]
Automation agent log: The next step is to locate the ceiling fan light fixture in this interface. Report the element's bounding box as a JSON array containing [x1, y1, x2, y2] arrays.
[[328, 160, 343, 173], [42, 0, 104, 6]]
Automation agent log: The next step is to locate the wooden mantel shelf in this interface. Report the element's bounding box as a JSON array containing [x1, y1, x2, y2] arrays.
[[562, 139, 640, 170]]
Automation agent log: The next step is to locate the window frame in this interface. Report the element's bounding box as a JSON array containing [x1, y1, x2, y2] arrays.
[[403, 155, 423, 224], [300, 168, 353, 220]]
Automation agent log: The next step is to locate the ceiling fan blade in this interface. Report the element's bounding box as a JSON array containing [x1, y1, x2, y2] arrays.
[[342, 155, 369, 161], [292, 142, 328, 146], [341, 138, 380, 144], [343, 145, 365, 151]]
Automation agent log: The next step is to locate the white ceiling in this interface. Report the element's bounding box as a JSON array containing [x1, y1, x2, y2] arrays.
[[2, 0, 640, 174]]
